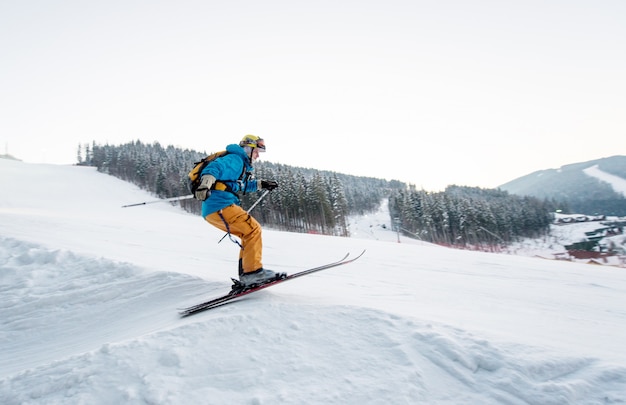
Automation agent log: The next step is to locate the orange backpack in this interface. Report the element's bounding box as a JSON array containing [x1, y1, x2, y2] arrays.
[[187, 151, 228, 193]]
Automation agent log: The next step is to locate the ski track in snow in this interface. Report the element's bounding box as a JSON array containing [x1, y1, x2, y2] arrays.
[[583, 164, 626, 198], [2, 238, 625, 405], [1, 159, 626, 404]]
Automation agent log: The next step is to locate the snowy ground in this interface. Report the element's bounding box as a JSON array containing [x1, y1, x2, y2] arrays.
[[507, 218, 626, 267], [584, 164, 626, 198], [1, 159, 626, 404]]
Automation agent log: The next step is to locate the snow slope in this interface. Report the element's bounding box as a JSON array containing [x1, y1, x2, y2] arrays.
[[584, 164, 626, 198], [1, 159, 626, 404]]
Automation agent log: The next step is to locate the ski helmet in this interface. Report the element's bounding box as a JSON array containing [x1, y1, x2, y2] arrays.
[[239, 134, 266, 151]]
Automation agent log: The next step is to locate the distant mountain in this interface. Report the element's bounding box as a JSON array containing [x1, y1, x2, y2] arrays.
[[499, 155, 626, 216]]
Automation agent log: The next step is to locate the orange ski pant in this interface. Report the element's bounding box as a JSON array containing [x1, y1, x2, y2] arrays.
[[205, 204, 263, 274]]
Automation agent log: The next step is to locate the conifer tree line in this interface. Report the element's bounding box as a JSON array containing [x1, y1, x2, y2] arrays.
[[78, 141, 557, 244], [389, 185, 557, 246], [77, 141, 400, 236]]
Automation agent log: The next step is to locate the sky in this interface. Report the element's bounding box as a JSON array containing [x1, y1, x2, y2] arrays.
[[1, 1, 625, 191], [2, 158, 626, 403]]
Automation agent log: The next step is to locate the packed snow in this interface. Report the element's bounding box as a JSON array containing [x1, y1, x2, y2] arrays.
[[1, 158, 626, 404], [584, 164, 626, 198]]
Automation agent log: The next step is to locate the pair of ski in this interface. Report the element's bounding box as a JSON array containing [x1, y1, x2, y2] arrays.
[[179, 250, 365, 317]]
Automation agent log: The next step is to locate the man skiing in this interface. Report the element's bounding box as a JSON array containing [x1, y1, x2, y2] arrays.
[[194, 135, 281, 287]]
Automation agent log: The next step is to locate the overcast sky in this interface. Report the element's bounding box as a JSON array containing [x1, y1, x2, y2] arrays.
[[1, 0, 624, 191]]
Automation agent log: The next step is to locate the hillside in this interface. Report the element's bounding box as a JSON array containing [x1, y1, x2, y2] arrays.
[[1, 159, 626, 404], [500, 155, 626, 215]]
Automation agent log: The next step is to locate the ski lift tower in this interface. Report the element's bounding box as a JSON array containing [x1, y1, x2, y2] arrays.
[[394, 217, 401, 243]]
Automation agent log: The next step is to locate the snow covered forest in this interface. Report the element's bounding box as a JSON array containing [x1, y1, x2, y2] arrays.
[[390, 186, 556, 247], [79, 141, 401, 236], [79, 141, 557, 244]]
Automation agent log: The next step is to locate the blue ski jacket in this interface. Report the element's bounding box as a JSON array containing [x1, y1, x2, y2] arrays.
[[199, 143, 259, 217]]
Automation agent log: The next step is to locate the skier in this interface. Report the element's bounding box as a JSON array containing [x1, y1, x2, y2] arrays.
[[194, 135, 281, 287]]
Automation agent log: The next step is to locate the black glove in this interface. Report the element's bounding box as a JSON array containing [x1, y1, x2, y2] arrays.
[[260, 180, 278, 190], [195, 175, 216, 201]]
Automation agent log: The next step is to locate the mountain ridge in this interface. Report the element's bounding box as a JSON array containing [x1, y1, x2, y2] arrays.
[[499, 155, 626, 215]]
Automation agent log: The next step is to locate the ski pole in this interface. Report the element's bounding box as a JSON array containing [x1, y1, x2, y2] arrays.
[[246, 189, 270, 213], [218, 189, 271, 244], [122, 194, 194, 208]]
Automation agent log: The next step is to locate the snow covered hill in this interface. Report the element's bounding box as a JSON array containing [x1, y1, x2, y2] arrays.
[[1, 159, 626, 404], [500, 155, 626, 216]]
